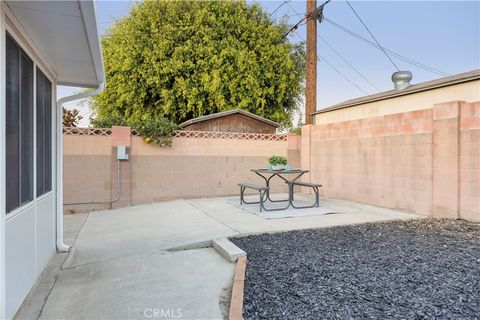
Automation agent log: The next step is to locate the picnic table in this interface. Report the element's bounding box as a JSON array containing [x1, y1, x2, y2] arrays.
[[239, 168, 321, 211], [253, 168, 307, 207], [251, 168, 321, 211]]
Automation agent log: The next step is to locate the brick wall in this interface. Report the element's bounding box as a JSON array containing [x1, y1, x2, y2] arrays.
[[304, 101, 479, 221]]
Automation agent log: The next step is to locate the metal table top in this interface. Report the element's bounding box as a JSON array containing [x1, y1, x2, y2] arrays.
[[252, 168, 309, 174]]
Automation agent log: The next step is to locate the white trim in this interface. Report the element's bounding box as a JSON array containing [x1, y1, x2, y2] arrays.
[[36, 190, 54, 203], [33, 64, 38, 279], [4, 22, 55, 84], [35, 60, 55, 87], [2, 1, 104, 86], [0, 4, 7, 319], [55, 81, 104, 252], [4, 201, 35, 223], [55, 100, 67, 252], [51, 83, 57, 224], [77, 1, 104, 84], [2, 2, 57, 81]]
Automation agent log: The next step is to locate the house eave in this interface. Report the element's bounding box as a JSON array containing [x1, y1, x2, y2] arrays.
[[313, 69, 480, 115], [4, 0, 105, 87]]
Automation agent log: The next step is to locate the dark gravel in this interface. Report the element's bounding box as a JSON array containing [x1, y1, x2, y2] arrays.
[[231, 219, 480, 320]]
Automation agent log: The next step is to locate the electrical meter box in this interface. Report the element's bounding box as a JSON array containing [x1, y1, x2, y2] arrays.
[[117, 146, 129, 160]]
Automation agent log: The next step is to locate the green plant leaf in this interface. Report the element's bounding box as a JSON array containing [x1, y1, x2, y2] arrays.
[[90, 0, 305, 129]]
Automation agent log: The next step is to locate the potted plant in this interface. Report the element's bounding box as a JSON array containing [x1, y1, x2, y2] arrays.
[[268, 155, 288, 170]]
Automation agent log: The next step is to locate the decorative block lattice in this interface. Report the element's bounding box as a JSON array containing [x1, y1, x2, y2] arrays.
[[63, 127, 112, 136], [65, 127, 286, 141], [174, 130, 287, 141]]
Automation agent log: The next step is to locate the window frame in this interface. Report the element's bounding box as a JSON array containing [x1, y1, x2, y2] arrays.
[[4, 24, 55, 219], [36, 67, 53, 198], [5, 32, 34, 214]]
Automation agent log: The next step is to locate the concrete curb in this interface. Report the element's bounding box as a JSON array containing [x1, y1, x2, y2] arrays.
[[229, 255, 247, 320], [212, 238, 246, 262]]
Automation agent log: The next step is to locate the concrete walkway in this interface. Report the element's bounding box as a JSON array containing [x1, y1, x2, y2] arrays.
[[15, 195, 422, 320], [187, 194, 420, 234]]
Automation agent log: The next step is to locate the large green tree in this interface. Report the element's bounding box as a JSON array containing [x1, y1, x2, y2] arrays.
[[91, 0, 305, 128]]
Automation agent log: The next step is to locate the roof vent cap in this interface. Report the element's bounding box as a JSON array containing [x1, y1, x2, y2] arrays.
[[392, 71, 412, 90]]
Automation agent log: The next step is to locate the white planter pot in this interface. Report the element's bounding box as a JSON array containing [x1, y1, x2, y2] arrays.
[[271, 165, 286, 170]]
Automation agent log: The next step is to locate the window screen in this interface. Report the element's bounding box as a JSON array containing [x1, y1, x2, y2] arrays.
[[36, 68, 52, 196], [6, 33, 34, 213]]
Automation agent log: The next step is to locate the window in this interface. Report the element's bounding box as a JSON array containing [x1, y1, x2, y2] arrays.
[[6, 33, 34, 213], [36, 68, 52, 197]]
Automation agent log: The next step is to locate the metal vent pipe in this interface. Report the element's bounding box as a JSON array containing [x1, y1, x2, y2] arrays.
[[392, 71, 412, 90]]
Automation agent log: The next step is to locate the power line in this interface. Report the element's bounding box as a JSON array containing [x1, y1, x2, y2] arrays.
[[319, 35, 380, 92], [286, 1, 303, 16], [281, 0, 330, 41], [345, 0, 400, 71], [324, 18, 450, 76], [280, 4, 449, 77], [281, 17, 307, 41], [284, 2, 308, 22], [293, 32, 369, 95], [319, 54, 370, 95], [285, 12, 307, 18], [269, 0, 291, 18]]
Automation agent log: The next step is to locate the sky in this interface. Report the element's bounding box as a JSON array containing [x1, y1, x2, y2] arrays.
[[59, 0, 480, 126]]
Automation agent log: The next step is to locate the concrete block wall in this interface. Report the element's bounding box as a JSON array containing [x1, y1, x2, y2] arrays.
[[129, 136, 290, 204], [432, 102, 460, 218], [305, 101, 479, 221], [305, 109, 433, 215], [459, 102, 480, 220], [63, 130, 297, 212], [63, 135, 112, 212], [63, 100, 478, 221]]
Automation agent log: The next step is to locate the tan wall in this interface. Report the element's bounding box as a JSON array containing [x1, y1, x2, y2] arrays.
[[459, 102, 480, 221], [63, 133, 296, 212], [304, 101, 479, 221], [129, 136, 288, 204], [63, 100, 478, 221], [63, 135, 112, 212], [314, 80, 480, 125]]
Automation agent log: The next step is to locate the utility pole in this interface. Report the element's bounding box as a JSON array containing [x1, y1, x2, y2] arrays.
[[305, 0, 317, 125]]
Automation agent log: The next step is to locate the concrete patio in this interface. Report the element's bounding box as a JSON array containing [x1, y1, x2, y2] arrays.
[[14, 195, 422, 320]]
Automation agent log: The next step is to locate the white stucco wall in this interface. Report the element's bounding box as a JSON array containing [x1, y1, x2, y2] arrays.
[[1, 4, 57, 319]]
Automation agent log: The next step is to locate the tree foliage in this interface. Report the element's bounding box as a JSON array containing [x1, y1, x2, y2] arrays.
[[63, 108, 83, 127], [91, 0, 305, 128], [131, 117, 178, 147]]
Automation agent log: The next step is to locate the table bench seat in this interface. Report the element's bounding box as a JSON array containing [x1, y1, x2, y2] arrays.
[[290, 181, 322, 208], [238, 183, 269, 212], [291, 181, 322, 188], [238, 183, 269, 191]]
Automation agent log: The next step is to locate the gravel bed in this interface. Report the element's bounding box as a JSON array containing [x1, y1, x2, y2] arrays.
[[231, 219, 480, 319]]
